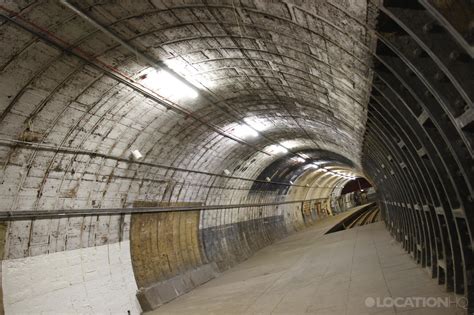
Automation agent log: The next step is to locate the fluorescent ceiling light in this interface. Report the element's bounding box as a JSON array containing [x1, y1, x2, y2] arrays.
[[141, 69, 198, 99], [280, 139, 303, 149], [292, 157, 306, 163], [165, 58, 216, 90], [265, 144, 288, 154], [243, 117, 270, 131], [299, 153, 310, 159], [303, 164, 318, 170], [232, 124, 258, 138]]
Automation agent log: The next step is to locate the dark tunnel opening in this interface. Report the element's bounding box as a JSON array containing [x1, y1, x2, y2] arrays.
[[341, 178, 372, 195]]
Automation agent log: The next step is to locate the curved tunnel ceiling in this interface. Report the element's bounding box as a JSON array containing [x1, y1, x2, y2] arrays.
[[0, 0, 376, 182], [0, 0, 473, 313], [252, 149, 356, 184], [0, 0, 378, 220]]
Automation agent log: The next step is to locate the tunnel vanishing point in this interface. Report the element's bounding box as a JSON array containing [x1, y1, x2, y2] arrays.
[[0, 0, 472, 314]]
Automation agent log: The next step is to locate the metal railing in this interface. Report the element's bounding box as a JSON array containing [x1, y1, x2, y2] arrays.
[[0, 198, 328, 221]]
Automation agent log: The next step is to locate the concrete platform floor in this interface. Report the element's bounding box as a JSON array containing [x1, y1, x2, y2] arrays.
[[148, 219, 465, 314]]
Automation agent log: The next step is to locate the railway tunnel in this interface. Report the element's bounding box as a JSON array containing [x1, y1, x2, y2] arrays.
[[0, 0, 472, 314]]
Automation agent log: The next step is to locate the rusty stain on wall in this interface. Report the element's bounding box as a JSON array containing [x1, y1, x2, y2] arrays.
[[130, 202, 203, 289]]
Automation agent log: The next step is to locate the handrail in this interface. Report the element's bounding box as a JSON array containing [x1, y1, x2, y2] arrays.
[[0, 198, 327, 221]]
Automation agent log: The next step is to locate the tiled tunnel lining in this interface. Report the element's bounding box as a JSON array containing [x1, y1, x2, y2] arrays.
[[0, 0, 376, 261]]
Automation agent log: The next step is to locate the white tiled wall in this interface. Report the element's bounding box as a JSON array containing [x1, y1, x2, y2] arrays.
[[2, 241, 141, 314]]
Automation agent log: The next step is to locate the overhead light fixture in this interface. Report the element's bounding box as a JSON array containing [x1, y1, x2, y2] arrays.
[[280, 140, 303, 150], [289, 180, 294, 184], [131, 149, 143, 160], [232, 124, 258, 138], [243, 117, 269, 131], [266, 177, 271, 182], [299, 153, 310, 159], [141, 69, 198, 99], [265, 144, 288, 154], [223, 169, 231, 175], [292, 157, 305, 163]]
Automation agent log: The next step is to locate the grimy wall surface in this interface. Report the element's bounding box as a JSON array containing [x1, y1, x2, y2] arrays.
[[0, 0, 376, 313]]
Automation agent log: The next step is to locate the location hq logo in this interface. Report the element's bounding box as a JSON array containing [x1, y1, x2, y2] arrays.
[[364, 296, 468, 309]]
